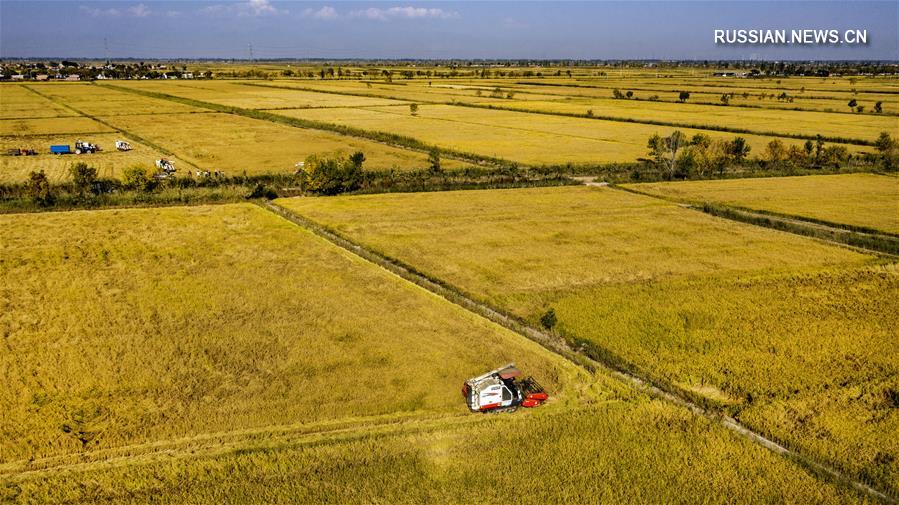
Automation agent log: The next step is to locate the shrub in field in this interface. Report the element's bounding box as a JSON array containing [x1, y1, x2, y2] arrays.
[[27, 170, 53, 206], [875, 132, 896, 169], [299, 152, 364, 195], [69, 162, 98, 194], [121, 165, 155, 192], [427, 149, 441, 174], [540, 308, 557, 330], [246, 183, 278, 200]]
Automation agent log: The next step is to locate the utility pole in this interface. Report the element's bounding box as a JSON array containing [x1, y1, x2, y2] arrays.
[[248, 43, 254, 61], [104, 37, 109, 64]]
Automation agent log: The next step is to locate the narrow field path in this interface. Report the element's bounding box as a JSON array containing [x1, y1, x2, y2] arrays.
[[260, 200, 895, 504]]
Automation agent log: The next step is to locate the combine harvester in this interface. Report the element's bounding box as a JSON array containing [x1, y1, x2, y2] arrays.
[[115, 140, 132, 151], [462, 363, 548, 413], [154, 159, 177, 179]]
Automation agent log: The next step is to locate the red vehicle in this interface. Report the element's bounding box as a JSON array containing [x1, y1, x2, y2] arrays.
[[462, 363, 548, 413]]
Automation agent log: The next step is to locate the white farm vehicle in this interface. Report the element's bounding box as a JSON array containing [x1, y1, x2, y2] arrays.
[[462, 363, 548, 413], [154, 159, 177, 179], [156, 158, 176, 173], [115, 140, 133, 151]]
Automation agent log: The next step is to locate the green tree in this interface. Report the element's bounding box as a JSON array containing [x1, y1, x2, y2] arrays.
[[69, 162, 98, 197], [678, 91, 690, 103], [122, 165, 154, 192], [349, 151, 366, 169], [612, 88, 624, 99], [299, 152, 364, 195], [409, 103, 419, 116], [648, 131, 686, 178], [427, 150, 441, 174], [765, 139, 786, 165], [27, 170, 54, 206], [874, 132, 896, 169], [625, 90, 634, 99], [727, 137, 751, 163], [848, 98, 857, 110], [720, 93, 730, 105]]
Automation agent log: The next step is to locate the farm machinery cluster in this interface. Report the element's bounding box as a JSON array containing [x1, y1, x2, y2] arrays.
[[7, 139, 181, 180]]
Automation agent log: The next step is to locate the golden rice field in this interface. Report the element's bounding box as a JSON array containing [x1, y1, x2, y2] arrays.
[[273, 104, 863, 165], [554, 266, 899, 491], [31, 83, 207, 116], [2, 202, 865, 504], [4, 402, 865, 505], [0, 203, 583, 463], [268, 79, 564, 104], [496, 97, 895, 142], [0, 117, 113, 137], [0, 133, 185, 183], [275, 185, 898, 494], [628, 173, 899, 234], [96, 111, 463, 174], [114, 80, 412, 109], [0, 85, 75, 119], [277, 186, 870, 315]]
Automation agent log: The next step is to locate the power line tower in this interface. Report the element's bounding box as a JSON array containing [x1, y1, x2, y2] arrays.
[[104, 37, 109, 64], [248, 43, 254, 61]]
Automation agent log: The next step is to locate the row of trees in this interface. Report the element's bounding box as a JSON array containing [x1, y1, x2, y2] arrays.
[[647, 131, 897, 179]]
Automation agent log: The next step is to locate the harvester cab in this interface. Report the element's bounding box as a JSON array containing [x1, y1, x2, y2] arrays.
[[462, 363, 548, 413]]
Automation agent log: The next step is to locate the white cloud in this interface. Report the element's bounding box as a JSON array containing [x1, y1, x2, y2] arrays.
[[80, 5, 120, 17], [79, 3, 151, 17], [127, 3, 151, 17], [350, 6, 457, 21], [247, 0, 277, 15], [303, 6, 338, 20], [200, 0, 285, 17]]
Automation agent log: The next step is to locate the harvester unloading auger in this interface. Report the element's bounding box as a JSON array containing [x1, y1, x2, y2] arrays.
[[462, 363, 548, 413]]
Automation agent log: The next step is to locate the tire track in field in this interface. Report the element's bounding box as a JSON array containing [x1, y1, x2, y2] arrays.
[[261, 200, 895, 504], [0, 411, 478, 482]]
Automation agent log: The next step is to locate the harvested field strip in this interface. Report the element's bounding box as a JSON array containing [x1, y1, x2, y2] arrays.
[[262, 199, 891, 503], [1, 410, 478, 480]]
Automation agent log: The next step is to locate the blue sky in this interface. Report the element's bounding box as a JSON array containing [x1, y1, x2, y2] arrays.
[[1, 1, 896, 60]]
